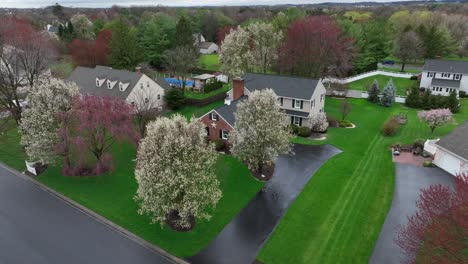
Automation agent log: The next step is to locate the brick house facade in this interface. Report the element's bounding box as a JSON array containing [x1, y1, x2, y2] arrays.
[[199, 110, 234, 144]]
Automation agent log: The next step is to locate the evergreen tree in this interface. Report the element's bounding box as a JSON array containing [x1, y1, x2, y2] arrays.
[[367, 79, 381, 103], [405, 85, 421, 108], [108, 17, 142, 70], [421, 89, 432, 110], [447, 90, 459, 113], [58, 24, 64, 38], [174, 16, 194, 47], [380, 79, 396, 107]]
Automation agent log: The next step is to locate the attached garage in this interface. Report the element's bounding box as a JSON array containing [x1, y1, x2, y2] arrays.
[[432, 121, 468, 176]]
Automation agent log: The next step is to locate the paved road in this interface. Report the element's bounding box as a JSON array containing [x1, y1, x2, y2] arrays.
[[370, 164, 454, 264], [188, 144, 341, 264], [0, 164, 177, 264]]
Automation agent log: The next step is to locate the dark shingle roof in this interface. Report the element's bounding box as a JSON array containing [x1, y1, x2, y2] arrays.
[[214, 97, 246, 126], [423, 59, 468, 74], [243, 73, 320, 100], [437, 121, 468, 161], [68, 66, 169, 100], [431, 78, 461, 88]]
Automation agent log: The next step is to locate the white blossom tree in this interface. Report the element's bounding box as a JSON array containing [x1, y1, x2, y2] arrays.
[[246, 22, 283, 74], [311, 113, 329, 132], [134, 114, 221, 230], [220, 26, 252, 77], [231, 89, 291, 174], [19, 79, 79, 164]]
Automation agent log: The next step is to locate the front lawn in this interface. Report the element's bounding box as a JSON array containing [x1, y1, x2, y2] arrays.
[[199, 54, 220, 71], [0, 119, 26, 170], [167, 100, 224, 120], [348, 75, 417, 96], [258, 98, 468, 264]]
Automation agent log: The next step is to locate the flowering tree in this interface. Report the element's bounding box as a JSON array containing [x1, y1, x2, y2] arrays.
[[367, 79, 380, 103], [69, 29, 112, 67], [216, 25, 235, 44], [247, 22, 283, 74], [418, 108, 453, 133], [310, 113, 329, 132], [220, 26, 252, 77], [19, 79, 79, 164], [380, 79, 396, 107], [59, 96, 139, 175], [70, 14, 94, 39], [231, 89, 291, 173], [134, 114, 221, 230], [396, 174, 468, 264], [278, 16, 354, 78]]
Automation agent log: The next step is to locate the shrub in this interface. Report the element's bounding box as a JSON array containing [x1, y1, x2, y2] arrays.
[[297, 126, 312, 137], [213, 139, 226, 151], [405, 85, 421, 108], [164, 88, 186, 110], [382, 117, 400, 136], [204, 80, 224, 93], [459, 91, 467, 98], [289, 124, 299, 135], [423, 161, 433, 167], [339, 120, 353, 128], [310, 113, 328, 132], [327, 115, 340, 128], [410, 75, 418, 80]]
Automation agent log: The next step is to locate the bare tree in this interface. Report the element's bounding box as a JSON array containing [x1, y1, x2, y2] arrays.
[[340, 99, 352, 121], [131, 88, 163, 137], [163, 46, 198, 92], [393, 31, 424, 72]]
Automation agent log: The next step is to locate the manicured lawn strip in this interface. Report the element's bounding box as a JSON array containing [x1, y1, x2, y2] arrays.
[[0, 119, 26, 170], [167, 100, 224, 120], [199, 54, 220, 71], [378, 66, 421, 74], [348, 74, 417, 96], [258, 98, 468, 264], [185, 84, 231, 100], [37, 145, 264, 257]]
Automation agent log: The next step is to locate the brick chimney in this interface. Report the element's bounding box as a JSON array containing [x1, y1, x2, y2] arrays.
[[232, 77, 244, 101]]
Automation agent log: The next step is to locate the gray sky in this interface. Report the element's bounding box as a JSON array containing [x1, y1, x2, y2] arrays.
[[2, 0, 407, 8]]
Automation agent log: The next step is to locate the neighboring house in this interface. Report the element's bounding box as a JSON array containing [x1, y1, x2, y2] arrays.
[[193, 33, 206, 46], [68, 65, 170, 111], [193, 74, 216, 92], [199, 42, 219, 54], [424, 121, 468, 176], [420, 59, 468, 96], [199, 73, 326, 144]]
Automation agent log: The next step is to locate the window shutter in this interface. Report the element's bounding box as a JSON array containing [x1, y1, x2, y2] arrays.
[[300, 100, 304, 109], [299, 118, 303, 126], [280, 97, 283, 105], [219, 129, 222, 139], [215, 114, 219, 121], [292, 99, 295, 108], [291, 116, 294, 124], [206, 127, 210, 136]]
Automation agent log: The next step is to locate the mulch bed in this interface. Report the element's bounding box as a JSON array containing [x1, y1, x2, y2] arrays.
[[251, 162, 275, 182], [165, 210, 195, 232]]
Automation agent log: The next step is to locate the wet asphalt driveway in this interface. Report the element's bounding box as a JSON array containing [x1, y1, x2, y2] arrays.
[[188, 144, 341, 264], [0, 164, 176, 264], [370, 164, 454, 264]]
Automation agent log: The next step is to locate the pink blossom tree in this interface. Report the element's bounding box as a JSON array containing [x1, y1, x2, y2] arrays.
[[396, 174, 468, 264], [417, 108, 452, 133], [58, 96, 139, 176]]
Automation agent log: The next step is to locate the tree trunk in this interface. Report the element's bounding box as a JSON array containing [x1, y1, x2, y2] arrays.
[[400, 62, 406, 72]]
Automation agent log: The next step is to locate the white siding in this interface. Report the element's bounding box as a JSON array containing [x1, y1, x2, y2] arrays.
[[433, 147, 468, 176], [126, 74, 165, 110]]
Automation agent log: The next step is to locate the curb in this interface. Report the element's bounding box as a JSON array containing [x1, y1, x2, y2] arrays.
[[0, 162, 188, 264]]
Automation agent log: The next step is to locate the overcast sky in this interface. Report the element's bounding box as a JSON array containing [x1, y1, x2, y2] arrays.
[[2, 0, 407, 8]]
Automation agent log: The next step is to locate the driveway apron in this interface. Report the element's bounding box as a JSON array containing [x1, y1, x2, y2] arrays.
[[370, 164, 454, 264], [0, 164, 176, 264], [188, 144, 341, 264]]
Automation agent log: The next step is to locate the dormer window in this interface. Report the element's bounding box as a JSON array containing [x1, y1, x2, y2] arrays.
[[107, 82, 111, 89], [442, 73, 451, 78], [96, 79, 99, 87], [140, 83, 143, 89], [427, 72, 434, 78], [107, 80, 117, 89]]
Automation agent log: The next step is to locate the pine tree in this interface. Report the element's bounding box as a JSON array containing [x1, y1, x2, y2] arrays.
[[174, 16, 194, 47], [380, 79, 396, 107], [108, 17, 142, 70], [367, 79, 380, 103], [421, 89, 432, 110], [447, 90, 460, 113], [405, 85, 421, 108]]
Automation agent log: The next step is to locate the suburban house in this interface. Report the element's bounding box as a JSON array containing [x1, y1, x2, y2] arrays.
[[424, 121, 468, 176], [68, 65, 170, 110], [199, 42, 219, 54], [199, 73, 326, 143], [420, 59, 468, 96]]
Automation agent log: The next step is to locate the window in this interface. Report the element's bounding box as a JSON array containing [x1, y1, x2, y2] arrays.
[[221, 130, 229, 140], [145, 98, 149, 103], [157, 94, 161, 100], [279, 97, 283, 106], [211, 113, 218, 121], [312, 99, 315, 108], [446, 88, 449, 93], [147, 81, 149, 87], [96, 79, 99, 86], [320, 94, 324, 102], [454, 74, 461, 80], [293, 116, 301, 126], [140, 83, 143, 89], [107, 82, 111, 89], [294, 100, 301, 109], [205, 127, 210, 136], [427, 72, 434, 77], [442, 73, 451, 78]]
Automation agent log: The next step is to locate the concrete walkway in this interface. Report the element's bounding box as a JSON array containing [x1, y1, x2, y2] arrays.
[[370, 164, 454, 264], [188, 144, 341, 264], [0, 163, 180, 264]]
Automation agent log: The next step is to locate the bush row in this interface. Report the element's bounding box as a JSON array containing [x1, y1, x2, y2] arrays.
[[406, 86, 460, 113]]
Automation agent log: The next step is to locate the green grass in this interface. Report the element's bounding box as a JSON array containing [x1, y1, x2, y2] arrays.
[[167, 100, 224, 120], [199, 54, 220, 71], [348, 75, 417, 96], [378, 66, 421, 74], [50, 56, 75, 79], [0, 119, 26, 170], [258, 98, 468, 264], [185, 84, 231, 100]]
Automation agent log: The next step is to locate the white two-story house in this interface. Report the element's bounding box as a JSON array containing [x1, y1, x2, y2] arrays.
[[199, 73, 326, 143], [69, 65, 170, 111], [420, 59, 468, 96]]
